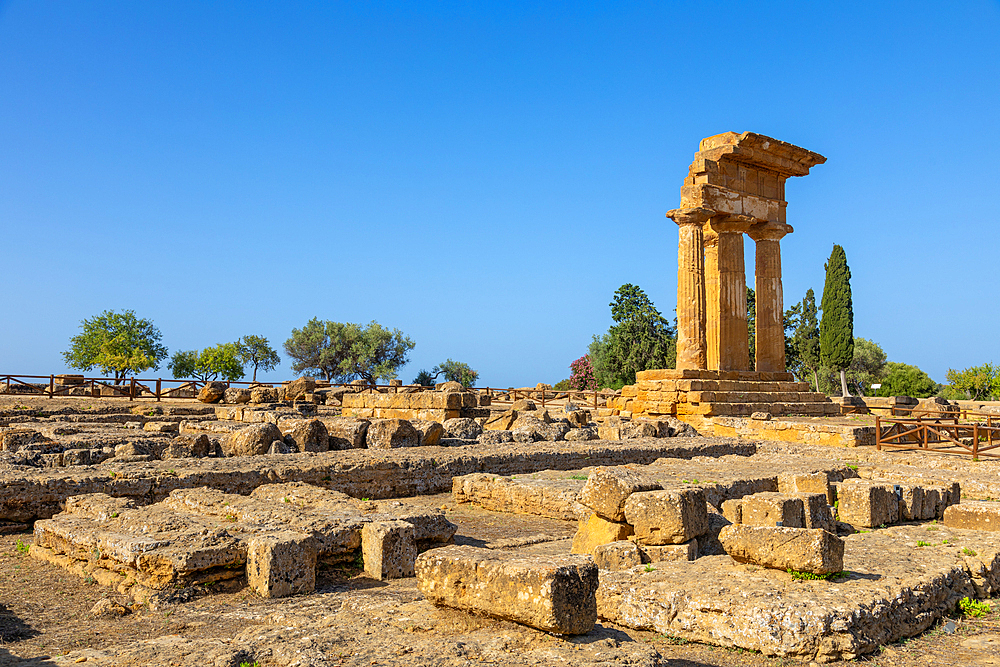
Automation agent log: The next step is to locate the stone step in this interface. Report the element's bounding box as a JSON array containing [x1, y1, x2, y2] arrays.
[[674, 402, 839, 417], [629, 379, 813, 394]]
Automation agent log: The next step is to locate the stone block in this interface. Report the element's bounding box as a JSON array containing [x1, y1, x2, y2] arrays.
[[796, 492, 835, 533], [250, 386, 279, 404], [593, 540, 642, 571], [640, 540, 697, 563], [898, 485, 925, 521], [223, 387, 251, 404], [944, 501, 1000, 531], [415, 545, 598, 634], [162, 434, 212, 459], [837, 480, 899, 528], [579, 467, 661, 521], [443, 418, 483, 440], [721, 498, 742, 524], [741, 492, 805, 528], [362, 519, 417, 580], [143, 421, 179, 433], [718, 524, 844, 574], [223, 422, 282, 457], [571, 513, 634, 554], [246, 531, 317, 598], [366, 419, 419, 449], [624, 488, 708, 545], [278, 418, 329, 453], [62, 448, 92, 466], [410, 419, 444, 446], [778, 471, 833, 504], [320, 417, 369, 450]]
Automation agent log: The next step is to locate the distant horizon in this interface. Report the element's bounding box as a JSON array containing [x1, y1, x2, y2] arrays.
[[3, 2, 998, 388]]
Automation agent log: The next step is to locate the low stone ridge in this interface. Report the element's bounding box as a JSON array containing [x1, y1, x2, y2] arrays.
[[0, 438, 752, 522], [838, 479, 959, 528], [452, 473, 588, 520], [597, 524, 1000, 661], [415, 545, 599, 635], [944, 500, 1000, 531], [719, 524, 844, 574], [31, 481, 456, 599]]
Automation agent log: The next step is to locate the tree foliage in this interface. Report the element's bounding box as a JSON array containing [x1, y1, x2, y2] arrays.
[[877, 362, 939, 398], [412, 369, 435, 386], [590, 284, 676, 389], [817, 337, 886, 396], [284, 319, 414, 384], [945, 363, 1000, 400], [168, 343, 245, 382], [63, 309, 168, 382], [820, 244, 855, 396], [433, 359, 479, 387], [236, 335, 280, 382], [569, 354, 597, 391], [789, 289, 821, 390], [747, 286, 756, 370]]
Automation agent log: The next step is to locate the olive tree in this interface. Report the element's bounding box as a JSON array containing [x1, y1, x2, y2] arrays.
[[63, 309, 168, 383], [284, 319, 414, 384]]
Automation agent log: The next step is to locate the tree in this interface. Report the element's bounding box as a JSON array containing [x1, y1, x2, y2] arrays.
[[844, 337, 886, 396], [791, 289, 821, 391], [569, 354, 597, 391], [63, 309, 168, 383], [236, 335, 280, 382], [589, 285, 676, 389], [284, 319, 414, 384], [945, 363, 1000, 400], [746, 286, 756, 370], [877, 362, 938, 398], [167, 343, 245, 382], [820, 245, 854, 397], [432, 359, 479, 387], [413, 369, 435, 386]]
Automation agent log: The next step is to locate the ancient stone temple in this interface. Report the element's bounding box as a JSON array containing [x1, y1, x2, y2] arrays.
[[612, 132, 839, 424]]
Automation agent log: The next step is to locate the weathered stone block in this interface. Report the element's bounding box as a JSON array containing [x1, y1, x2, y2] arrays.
[[366, 419, 419, 449], [719, 524, 844, 574], [624, 488, 708, 545], [778, 471, 832, 504], [250, 386, 278, 404], [571, 513, 634, 554], [593, 540, 643, 571], [443, 418, 483, 440], [284, 377, 317, 401], [278, 418, 329, 453], [223, 387, 251, 404], [796, 492, 835, 533], [579, 467, 661, 521], [62, 448, 92, 466], [944, 501, 1000, 531], [741, 492, 805, 528], [143, 421, 179, 433], [410, 419, 444, 446], [720, 498, 742, 524], [197, 381, 226, 404], [415, 545, 598, 634], [224, 423, 282, 457], [246, 531, 317, 598], [319, 417, 368, 450], [640, 540, 697, 563], [838, 480, 899, 528], [362, 519, 417, 580]]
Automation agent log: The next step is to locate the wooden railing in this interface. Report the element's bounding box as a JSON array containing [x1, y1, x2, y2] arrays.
[[876, 413, 1000, 459]]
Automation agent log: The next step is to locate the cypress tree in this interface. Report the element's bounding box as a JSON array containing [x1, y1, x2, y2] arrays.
[[820, 245, 854, 397]]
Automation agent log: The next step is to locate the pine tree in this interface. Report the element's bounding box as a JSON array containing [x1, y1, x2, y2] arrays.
[[820, 245, 854, 397], [793, 289, 821, 391]]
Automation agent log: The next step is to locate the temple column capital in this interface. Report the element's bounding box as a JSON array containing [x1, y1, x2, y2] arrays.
[[667, 207, 716, 226], [706, 214, 757, 236], [747, 221, 793, 243]]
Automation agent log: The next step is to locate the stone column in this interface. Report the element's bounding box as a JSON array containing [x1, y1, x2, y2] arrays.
[[706, 215, 754, 371], [667, 208, 715, 370], [748, 222, 793, 373], [703, 229, 720, 370]]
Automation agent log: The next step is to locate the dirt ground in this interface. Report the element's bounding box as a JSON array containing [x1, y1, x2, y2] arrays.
[[2, 493, 998, 667]]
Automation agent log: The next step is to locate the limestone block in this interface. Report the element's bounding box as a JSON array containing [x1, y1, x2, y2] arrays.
[[223, 423, 282, 457], [320, 417, 369, 450], [944, 501, 1000, 531], [838, 480, 899, 528], [442, 418, 483, 440], [214, 406, 244, 421], [741, 492, 805, 528], [197, 381, 226, 404], [477, 430, 514, 445], [597, 424, 622, 440], [796, 492, 835, 533], [250, 386, 279, 404], [366, 419, 419, 449], [898, 485, 925, 521], [484, 409, 517, 431], [624, 488, 708, 545], [410, 419, 444, 446], [719, 525, 844, 574], [284, 377, 317, 401], [0, 429, 45, 452], [565, 427, 598, 441], [571, 513, 634, 554], [223, 387, 251, 404], [640, 540, 697, 563], [246, 531, 317, 598], [143, 421, 179, 433], [114, 441, 152, 458], [362, 519, 417, 580], [162, 434, 211, 459], [593, 540, 643, 571], [621, 422, 658, 439], [721, 499, 742, 524], [778, 472, 832, 504], [62, 449, 92, 466], [579, 467, 662, 521], [415, 545, 598, 634], [278, 418, 329, 453]]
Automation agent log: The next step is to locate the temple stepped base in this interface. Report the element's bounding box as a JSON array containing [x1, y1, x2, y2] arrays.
[[610, 369, 838, 420]]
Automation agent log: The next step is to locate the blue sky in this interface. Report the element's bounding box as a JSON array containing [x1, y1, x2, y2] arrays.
[[2, 1, 998, 387]]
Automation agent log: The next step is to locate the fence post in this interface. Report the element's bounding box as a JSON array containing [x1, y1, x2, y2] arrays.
[[156, 378, 162, 402], [48, 374, 54, 399], [875, 416, 881, 451], [540, 388, 546, 410], [129, 377, 135, 402]]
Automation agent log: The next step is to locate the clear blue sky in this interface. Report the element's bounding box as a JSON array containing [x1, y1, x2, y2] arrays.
[[2, 1, 998, 387]]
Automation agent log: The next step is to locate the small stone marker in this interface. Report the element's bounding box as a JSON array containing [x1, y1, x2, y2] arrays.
[[246, 531, 317, 598], [362, 519, 417, 580], [623, 488, 708, 545], [415, 545, 599, 634], [718, 524, 844, 574]]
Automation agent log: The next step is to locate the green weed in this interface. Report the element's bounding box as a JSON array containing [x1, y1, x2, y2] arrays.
[[14, 539, 29, 555], [963, 547, 978, 557], [958, 597, 991, 618], [567, 475, 588, 480], [644, 564, 656, 572], [916, 540, 932, 547], [786, 569, 848, 581]]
